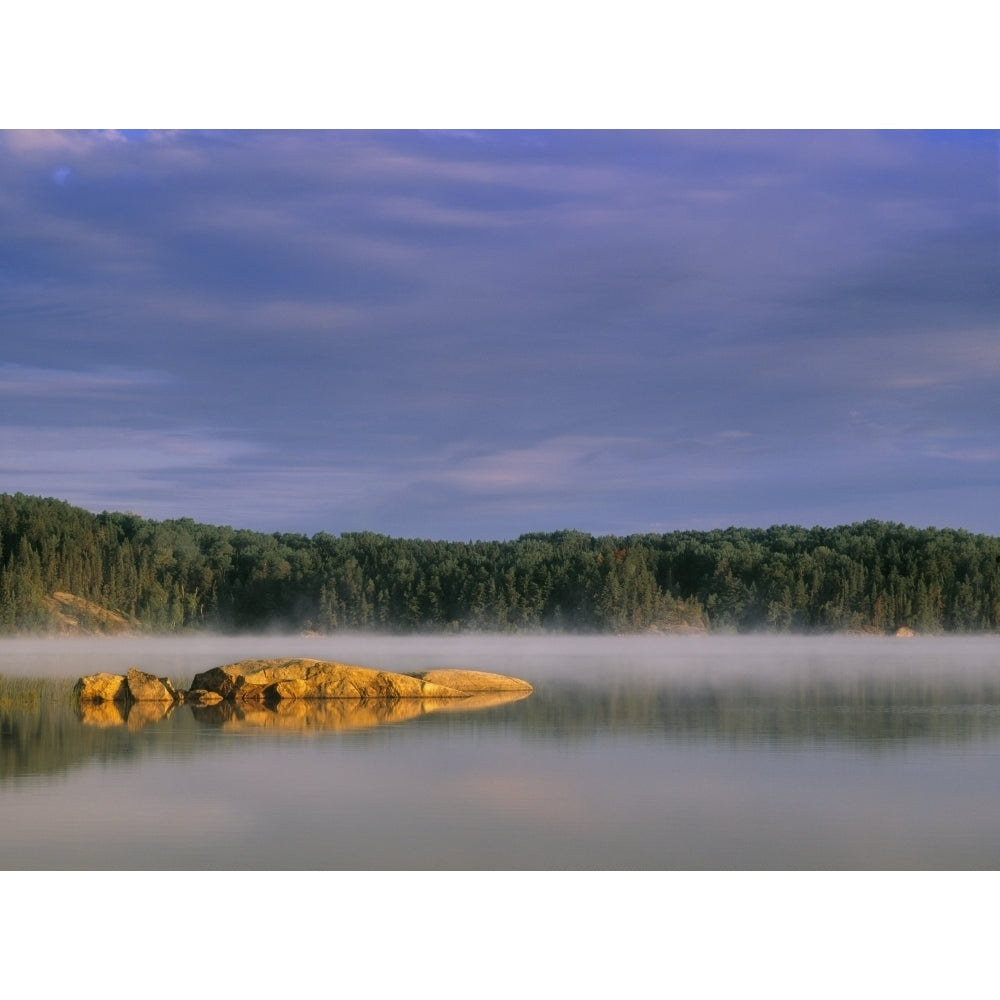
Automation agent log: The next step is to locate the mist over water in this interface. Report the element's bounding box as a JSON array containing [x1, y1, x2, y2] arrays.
[[4, 633, 1000, 869], [2, 633, 997, 689]]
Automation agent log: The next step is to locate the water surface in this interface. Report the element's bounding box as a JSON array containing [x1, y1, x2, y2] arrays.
[[3, 635, 999, 869]]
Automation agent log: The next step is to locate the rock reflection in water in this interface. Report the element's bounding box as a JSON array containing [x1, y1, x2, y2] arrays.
[[76, 699, 176, 730], [190, 691, 530, 731], [75, 699, 128, 728], [77, 689, 532, 732], [126, 701, 176, 731]]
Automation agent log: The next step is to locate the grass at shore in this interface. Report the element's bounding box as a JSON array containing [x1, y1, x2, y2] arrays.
[[0, 675, 76, 710]]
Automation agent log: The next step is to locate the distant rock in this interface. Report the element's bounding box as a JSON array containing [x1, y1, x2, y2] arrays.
[[644, 623, 709, 636], [895, 627, 916, 638], [45, 591, 136, 636]]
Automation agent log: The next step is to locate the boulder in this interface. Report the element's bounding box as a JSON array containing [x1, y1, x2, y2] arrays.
[[74, 672, 129, 703], [126, 667, 179, 702], [189, 658, 474, 702]]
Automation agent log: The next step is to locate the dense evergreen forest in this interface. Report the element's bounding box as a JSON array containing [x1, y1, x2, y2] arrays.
[[1, 493, 999, 636]]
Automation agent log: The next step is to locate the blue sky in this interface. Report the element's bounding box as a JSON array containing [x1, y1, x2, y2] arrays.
[[1, 130, 998, 539]]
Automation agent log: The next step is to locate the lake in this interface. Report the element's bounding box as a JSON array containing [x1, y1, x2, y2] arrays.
[[2, 634, 1000, 869]]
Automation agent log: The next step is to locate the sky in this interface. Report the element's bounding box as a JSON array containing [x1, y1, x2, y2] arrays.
[[1, 129, 998, 540]]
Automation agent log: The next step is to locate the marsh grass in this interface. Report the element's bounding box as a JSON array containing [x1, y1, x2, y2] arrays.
[[1, 676, 107, 783], [0, 675, 75, 710]]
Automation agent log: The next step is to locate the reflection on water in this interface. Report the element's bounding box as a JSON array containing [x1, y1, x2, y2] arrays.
[[1, 682, 532, 781], [5, 674, 1000, 783], [522, 678, 1000, 747], [73, 691, 533, 733], [186, 690, 531, 732], [3, 636, 1000, 869]]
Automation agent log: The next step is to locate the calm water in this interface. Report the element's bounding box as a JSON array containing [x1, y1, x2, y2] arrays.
[[2, 634, 1000, 869]]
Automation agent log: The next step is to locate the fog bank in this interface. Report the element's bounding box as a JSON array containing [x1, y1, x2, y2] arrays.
[[1, 633, 997, 688]]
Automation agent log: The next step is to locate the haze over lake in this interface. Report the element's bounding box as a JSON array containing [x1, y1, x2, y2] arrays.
[[3, 634, 1000, 869]]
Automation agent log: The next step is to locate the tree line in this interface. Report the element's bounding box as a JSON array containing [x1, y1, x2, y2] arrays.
[[1, 492, 998, 635]]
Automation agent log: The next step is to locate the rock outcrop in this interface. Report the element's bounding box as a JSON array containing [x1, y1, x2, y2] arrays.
[[188, 658, 532, 703], [44, 591, 136, 636], [76, 659, 532, 717], [75, 659, 532, 730]]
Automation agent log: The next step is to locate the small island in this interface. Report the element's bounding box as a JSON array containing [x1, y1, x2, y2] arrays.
[[75, 659, 533, 705]]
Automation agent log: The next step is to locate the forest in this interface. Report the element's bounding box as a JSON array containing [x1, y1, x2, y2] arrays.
[[1, 492, 999, 635]]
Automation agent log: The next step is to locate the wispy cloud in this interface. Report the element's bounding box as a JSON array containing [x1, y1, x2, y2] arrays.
[[0, 364, 170, 396], [439, 437, 636, 493], [1, 130, 996, 536], [0, 426, 256, 474], [926, 447, 1000, 463], [1, 129, 127, 158]]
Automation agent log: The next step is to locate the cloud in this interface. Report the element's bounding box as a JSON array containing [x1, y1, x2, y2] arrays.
[[0, 426, 256, 475], [1, 129, 127, 158], [1, 130, 997, 537], [0, 364, 170, 396], [925, 447, 1000, 463], [439, 437, 636, 493]]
